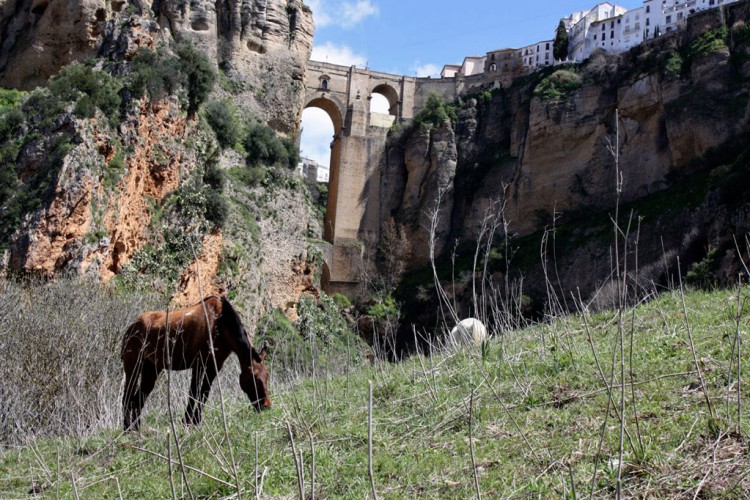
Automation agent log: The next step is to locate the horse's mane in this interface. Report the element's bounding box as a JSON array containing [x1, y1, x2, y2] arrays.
[[216, 296, 257, 366]]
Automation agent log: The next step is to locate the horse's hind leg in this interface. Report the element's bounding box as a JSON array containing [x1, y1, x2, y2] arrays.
[[122, 355, 142, 431], [123, 358, 160, 431]]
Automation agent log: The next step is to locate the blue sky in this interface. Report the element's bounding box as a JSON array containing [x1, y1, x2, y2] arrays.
[[301, 0, 644, 170]]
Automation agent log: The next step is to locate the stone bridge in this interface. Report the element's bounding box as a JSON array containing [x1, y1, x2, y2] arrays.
[[303, 61, 418, 295], [303, 61, 476, 295]]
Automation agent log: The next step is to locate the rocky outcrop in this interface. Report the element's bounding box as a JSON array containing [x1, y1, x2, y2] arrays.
[[386, 3, 750, 317], [0, 0, 313, 131], [10, 96, 192, 279]]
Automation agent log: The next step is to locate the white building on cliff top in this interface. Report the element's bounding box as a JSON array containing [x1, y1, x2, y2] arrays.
[[438, 0, 741, 84]]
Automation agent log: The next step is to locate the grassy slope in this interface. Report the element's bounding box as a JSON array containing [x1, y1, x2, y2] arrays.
[[1, 288, 749, 498]]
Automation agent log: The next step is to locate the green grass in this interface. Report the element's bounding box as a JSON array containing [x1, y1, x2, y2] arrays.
[[1, 288, 749, 497]]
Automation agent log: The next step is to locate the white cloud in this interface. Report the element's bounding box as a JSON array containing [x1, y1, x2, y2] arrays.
[[412, 62, 441, 78], [308, 0, 378, 30], [306, 0, 332, 28], [340, 1, 379, 29], [311, 41, 367, 67], [300, 108, 335, 169]]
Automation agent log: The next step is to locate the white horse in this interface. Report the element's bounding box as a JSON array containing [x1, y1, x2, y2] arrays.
[[448, 318, 487, 348]]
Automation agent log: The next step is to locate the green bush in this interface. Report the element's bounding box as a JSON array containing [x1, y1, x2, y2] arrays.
[[412, 93, 457, 130], [688, 26, 729, 62], [534, 69, 582, 101], [243, 123, 299, 169], [175, 42, 216, 114], [129, 42, 215, 114], [686, 247, 719, 288], [228, 165, 265, 186], [203, 162, 225, 190], [0, 88, 24, 109], [204, 187, 228, 227], [0, 129, 72, 246], [129, 48, 185, 103], [48, 62, 122, 126], [366, 294, 399, 320], [664, 51, 684, 77], [331, 293, 352, 310], [203, 99, 242, 149]]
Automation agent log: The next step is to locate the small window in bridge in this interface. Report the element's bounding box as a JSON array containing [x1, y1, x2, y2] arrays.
[[321, 79, 328, 90]]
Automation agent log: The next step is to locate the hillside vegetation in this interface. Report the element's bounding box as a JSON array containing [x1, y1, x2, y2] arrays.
[[1, 285, 748, 497]]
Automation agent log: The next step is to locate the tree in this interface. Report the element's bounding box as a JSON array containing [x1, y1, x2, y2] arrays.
[[553, 20, 569, 61]]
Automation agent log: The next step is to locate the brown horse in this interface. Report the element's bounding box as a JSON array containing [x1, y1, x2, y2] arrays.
[[121, 295, 270, 430]]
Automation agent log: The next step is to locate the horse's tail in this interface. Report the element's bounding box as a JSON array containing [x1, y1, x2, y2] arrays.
[[121, 319, 142, 361]]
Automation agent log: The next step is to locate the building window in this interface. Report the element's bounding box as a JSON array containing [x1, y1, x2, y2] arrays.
[[646, 18, 650, 25], [602, 32, 606, 40], [611, 21, 614, 28], [611, 30, 614, 38], [602, 24, 605, 30], [594, 34, 597, 40], [546, 43, 550, 49], [646, 5, 650, 12], [666, 15, 671, 23], [321, 79, 328, 89]]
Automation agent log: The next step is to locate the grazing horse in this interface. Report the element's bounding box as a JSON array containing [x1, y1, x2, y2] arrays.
[[448, 318, 488, 347], [121, 295, 270, 430]]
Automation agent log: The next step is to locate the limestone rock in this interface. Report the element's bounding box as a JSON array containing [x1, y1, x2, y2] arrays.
[[0, 0, 313, 132]]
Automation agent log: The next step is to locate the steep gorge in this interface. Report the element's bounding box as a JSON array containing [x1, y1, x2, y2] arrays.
[[384, 3, 750, 325]]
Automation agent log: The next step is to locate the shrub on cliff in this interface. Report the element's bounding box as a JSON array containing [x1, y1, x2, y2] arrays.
[[175, 42, 216, 114], [534, 69, 582, 101], [129, 42, 215, 114], [243, 123, 299, 169], [204, 99, 242, 149], [48, 62, 123, 126], [412, 93, 457, 130]]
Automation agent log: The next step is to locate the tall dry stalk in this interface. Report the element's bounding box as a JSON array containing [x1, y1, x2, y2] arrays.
[[368, 380, 378, 500], [190, 242, 242, 497]]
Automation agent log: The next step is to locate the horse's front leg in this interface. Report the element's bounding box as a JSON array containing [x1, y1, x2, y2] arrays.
[[183, 358, 224, 426]]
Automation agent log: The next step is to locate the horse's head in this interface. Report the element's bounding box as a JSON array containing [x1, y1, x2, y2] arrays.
[[239, 345, 271, 411]]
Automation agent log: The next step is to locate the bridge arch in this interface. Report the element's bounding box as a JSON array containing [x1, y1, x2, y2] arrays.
[[302, 96, 345, 244], [369, 83, 400, 116]]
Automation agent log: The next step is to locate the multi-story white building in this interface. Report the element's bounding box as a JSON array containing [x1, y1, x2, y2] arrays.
[[521, 40, 554, 69], [440, 64, 461, 78], [565, 3, 628, 62], [644, 0, 740, 39], [459, 56, 486, 76], [621, 6, 645, 50], [298, 157, 329, 183], [437, 0, 741, 85]]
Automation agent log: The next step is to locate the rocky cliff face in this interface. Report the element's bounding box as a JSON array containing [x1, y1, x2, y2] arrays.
[[0, 0, 317, 329], [385, 3, 750, 316], [0, 0, 312, 131]]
